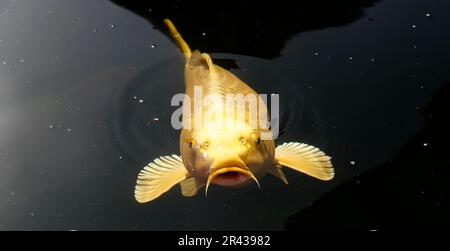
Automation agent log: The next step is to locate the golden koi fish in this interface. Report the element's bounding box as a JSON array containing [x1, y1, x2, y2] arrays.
[[134, 19, 334, 203]]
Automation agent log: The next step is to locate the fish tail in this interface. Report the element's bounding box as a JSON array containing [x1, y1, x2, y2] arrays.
[[164, 18, 192, 61]]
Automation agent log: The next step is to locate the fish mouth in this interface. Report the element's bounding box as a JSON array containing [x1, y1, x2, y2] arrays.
[[205, 165, 260, 196]]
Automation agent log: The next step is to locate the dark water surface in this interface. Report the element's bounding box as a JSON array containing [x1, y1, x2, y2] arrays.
[[0, 0, 449, 230]]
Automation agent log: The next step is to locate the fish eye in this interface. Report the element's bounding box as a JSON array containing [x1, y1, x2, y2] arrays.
[[239, 137, 248, 145], [201, 141, 209, 149], [188, 139, 195, 149]]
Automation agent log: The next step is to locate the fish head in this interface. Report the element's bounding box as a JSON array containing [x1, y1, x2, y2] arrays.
[[180, 126, 275, 192]]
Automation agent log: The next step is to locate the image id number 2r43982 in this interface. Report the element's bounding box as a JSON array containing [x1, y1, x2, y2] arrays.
[[222, 235, 270, 246]]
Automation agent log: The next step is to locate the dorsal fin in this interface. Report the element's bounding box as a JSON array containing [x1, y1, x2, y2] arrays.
[[188, 50, 216, 73]]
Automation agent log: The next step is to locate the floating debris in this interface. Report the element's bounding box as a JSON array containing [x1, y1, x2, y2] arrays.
[[423, 142, 428, 147], [138, 99, 144, 103], [153, 117, 160, 122], [314, 52, 319, 56], [19, 59, 25, 63], [119, 156, 123, 160], [110, 24, 115, 29], [92, 29, 97, 33], [150, 44, 156, 49], [48, 124, 55, 129], [412, 24, 417, 29], [66, 128, 72, 132], [348, 57, 353, 60], [425, 13, 431, 17], [350, 161, 356, 165]]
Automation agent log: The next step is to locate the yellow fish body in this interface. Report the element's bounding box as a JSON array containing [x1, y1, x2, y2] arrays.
[[134, 19, 334, 203]]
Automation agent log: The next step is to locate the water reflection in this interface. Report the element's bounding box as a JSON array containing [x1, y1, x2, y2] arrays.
[[111, 0, 380, 59]]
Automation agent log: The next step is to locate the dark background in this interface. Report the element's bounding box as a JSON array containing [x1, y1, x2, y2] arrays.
[[0, 0, 448, 230]]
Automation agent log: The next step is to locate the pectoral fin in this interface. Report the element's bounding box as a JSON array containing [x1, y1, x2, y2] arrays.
[[134, 155, 188, 203], [275, 142, 334, 181], [268, 166, 289, 184], [179, 177, 204, 197]]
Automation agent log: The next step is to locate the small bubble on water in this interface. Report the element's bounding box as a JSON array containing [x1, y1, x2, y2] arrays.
[[2, 61, 6, 65], [66, 128, 72, 132], [148, 9, 152, 12], [425, 13, 431, 17], [119, 156, 123, 160], [30, 213, 35, 217], [138, 99, 144, 103], [110, 24, 115, 28], [202, 32, 206, 36], [350, 161, 356, 165], [314, 52, 319, 56], [133, 96, 137, 99], [92, 29, 97, 33], [153, 117, 160, 122], [423, 142, 428, 147], [370, 58, 375, 62], [19, 59, 25, 63], [348, 57, 353, 60], [48, 124, 54, 129], [150, 44, 156, 49], [412, 24, 417, 29]]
